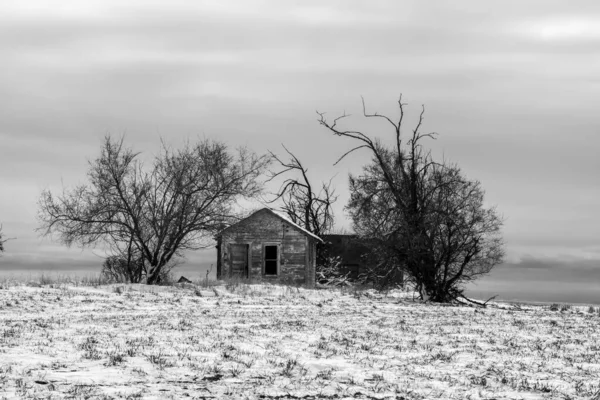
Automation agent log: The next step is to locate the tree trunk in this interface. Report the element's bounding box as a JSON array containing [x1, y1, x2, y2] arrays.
[[146, 265, 163, 285]]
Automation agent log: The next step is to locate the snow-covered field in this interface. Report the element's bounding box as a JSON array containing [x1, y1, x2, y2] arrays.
[[1, 281, 600, 400]]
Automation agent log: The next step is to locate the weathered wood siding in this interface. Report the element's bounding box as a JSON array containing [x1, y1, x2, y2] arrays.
[[218, 209, 316, 287]]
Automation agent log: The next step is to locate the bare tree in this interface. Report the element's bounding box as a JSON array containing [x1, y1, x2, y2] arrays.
[[267, 145, 345, 286], [318, 96, 504, 302], [101, 249, 178, 283], [38, 136, 270, 284], [0, 224, 6, 254], [101, 254, 145, 283], [267, 145, 337, 237]]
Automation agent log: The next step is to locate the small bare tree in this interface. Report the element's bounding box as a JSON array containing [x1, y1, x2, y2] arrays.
[[318, 96, 504, 302], [39, 136, 270, 284], [267, 145, 346, 285], [101, 252, 178, 283], [0, 224, 6, 254], [101, 254, 145, 283], [99, 231, 152, 283], [267, 145, 336, 237]]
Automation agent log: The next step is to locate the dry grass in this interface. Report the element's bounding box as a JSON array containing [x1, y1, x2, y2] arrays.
[[1, 279, 600, 399]]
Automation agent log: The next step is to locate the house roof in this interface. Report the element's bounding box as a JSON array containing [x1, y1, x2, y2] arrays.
[[218, 207, 323, 242]]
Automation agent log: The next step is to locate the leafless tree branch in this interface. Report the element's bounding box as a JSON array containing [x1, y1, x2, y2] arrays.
[[267, 144, 337, 237], [318, 96, 504, 302], [38, 135, 270, 284]]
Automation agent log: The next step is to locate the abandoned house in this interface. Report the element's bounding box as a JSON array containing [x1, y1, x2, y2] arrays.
[[215, 208, 322, 287]]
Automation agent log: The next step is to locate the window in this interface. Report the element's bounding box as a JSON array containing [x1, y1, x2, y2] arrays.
[[264, 245, 278, 275]]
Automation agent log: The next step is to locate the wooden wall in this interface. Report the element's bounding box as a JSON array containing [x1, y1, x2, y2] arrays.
[[218, 210, 317, 287]]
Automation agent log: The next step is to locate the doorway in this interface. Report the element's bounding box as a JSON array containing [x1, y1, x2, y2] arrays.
[[230, 244, 249, 278]]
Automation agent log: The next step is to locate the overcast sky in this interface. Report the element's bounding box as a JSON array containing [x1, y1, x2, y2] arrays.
[[1, 1, 599, 302]]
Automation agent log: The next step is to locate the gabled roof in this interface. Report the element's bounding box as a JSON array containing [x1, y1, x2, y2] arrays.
[[218, 207, 323, 242]]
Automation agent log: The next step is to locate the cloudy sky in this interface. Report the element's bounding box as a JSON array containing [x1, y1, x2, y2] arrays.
[[1, 1, 599, 302]]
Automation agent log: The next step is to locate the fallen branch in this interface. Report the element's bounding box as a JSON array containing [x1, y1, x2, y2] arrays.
[[457, 293, 498, 307]]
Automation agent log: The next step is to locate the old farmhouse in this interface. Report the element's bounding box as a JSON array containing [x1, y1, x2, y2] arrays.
[[215, 208, 322, 287]]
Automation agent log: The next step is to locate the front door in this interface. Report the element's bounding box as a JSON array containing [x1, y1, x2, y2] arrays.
[[230, 244, 249, 278]]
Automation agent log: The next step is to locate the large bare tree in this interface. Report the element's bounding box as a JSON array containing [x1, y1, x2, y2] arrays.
[[318, 96, 504, 302], [38, 136, 270, 284], [267, 145, 336, 237]]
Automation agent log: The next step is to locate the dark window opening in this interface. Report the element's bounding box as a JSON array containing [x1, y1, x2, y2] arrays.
[[264, 245, 278, 275]]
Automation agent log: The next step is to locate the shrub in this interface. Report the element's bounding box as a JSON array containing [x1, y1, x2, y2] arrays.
[[316, 256, 352, 286]]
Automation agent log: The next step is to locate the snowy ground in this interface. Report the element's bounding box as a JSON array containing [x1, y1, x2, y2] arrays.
[[1, 281, 600, 400]]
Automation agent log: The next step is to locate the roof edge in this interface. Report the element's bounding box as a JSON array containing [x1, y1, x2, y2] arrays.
[[216, 207, 323, 242]]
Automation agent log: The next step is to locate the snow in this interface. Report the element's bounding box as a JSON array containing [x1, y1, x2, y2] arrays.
[[1, 282, 600, 399]]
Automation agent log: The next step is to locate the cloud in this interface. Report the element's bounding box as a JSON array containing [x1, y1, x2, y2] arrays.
[[0, 256, 100, 272], [480, 255, 600, 282], [467, 255, 600, 304], [516, 16, 600, 41]]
